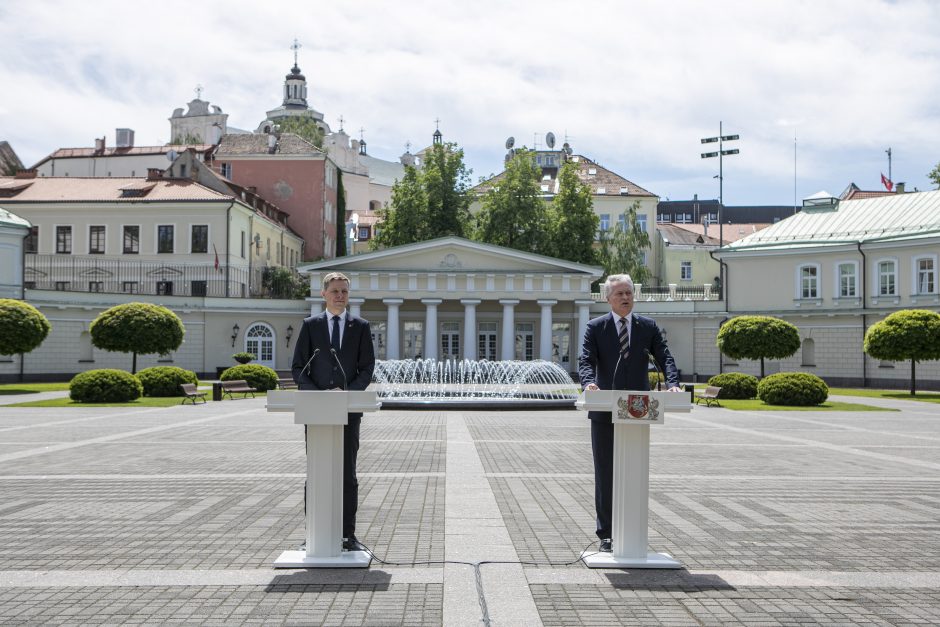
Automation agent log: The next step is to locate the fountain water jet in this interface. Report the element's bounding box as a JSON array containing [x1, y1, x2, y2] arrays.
[[372, 359, 578, 410]]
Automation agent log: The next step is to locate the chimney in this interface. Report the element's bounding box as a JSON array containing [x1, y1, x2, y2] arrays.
[[14, 169, 37, 179], [895, 182, 905, 193], [146, 168, 164, 180], [115, 128, 134, 148], [94, 137, 105, 153]]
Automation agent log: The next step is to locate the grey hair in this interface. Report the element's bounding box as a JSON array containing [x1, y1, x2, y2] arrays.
[[603, 274, 634, 297]]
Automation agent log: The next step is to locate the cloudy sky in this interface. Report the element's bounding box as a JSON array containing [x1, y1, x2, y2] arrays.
[[2, 0, 938, 205]]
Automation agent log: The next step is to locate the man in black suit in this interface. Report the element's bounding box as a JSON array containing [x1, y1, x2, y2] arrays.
[[291, 271, 376, 552], [578, 274, 681, 552]]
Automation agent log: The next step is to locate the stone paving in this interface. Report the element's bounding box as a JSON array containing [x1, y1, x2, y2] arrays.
[[0, 392, 937, 625]]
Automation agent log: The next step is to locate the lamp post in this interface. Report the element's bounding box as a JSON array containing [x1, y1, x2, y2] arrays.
[[701, 122, 739, 302], [231, 323, 240, 347]]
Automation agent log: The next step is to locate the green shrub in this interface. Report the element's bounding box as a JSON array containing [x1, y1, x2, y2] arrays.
[[232, 352, 256, 364], [707, 372, 759, 399], [137, 366, 198, 397], [648, 370, 665, 389], [757, 372, 829, 406], [0, 299, 52, 355], [220, 364, 278, 391], [69, 369, 143, 403]]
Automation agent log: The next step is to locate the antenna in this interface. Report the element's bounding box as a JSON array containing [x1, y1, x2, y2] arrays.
[[505, 136, 515, 150], [545, 132, 556, 149]]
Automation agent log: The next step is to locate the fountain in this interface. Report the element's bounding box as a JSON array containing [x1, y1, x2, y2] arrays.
[[372, 359, 579, 409]]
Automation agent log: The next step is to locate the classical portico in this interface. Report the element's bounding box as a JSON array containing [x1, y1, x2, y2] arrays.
[[298, 237, 603, 371]]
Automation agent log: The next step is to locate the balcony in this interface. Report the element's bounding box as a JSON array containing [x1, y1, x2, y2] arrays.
[[592, 283, 719, 302], [24, 255, 306, 300]]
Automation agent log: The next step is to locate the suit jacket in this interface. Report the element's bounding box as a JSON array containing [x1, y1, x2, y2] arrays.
[[291, 311, 376, 416], [578, 312, 679, 422]]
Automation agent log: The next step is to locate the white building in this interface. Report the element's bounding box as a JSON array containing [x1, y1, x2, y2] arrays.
[[0, 206, 30, 299]]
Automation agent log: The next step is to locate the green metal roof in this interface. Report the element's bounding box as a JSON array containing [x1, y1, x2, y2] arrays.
[[0, 207, 30, 230]]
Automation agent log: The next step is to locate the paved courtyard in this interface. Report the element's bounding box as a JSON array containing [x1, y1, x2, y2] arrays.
[[0, 392, 938, 625]]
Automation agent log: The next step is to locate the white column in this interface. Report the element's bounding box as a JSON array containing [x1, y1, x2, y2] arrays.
[[537, 299, 556, 361], [422, 299, 442, 360], [575, 300, 593, 346], [499, 299, 519, 361], [461, 299, 481, 360], [306, 297, 324, 317], [348, 297, 364, 318], [384, 298, 403, 360]]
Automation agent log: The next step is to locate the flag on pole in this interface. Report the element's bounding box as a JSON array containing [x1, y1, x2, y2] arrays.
[[881, 173, 894, 191], [213, 244, 221, 273]]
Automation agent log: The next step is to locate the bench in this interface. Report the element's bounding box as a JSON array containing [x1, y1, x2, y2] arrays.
[[179, 383, 208, 405], [694, 385, 722, 407], [221, 379, 257, 399], [277, 377, 297, 390]]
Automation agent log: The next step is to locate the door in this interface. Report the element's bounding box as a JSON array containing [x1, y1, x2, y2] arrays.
[[478, 322, 497, 361], [441, 321, 460, 361], [515, 322, 534, 361], [245, 323, 275, 368], [551, 322, 571, 366], [403, 321, 424, 359]]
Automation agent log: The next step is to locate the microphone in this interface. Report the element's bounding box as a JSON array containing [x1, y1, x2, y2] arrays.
[[330, 348, 348, 390], [301, 348, 320, 376], [646, 350, 664, 391]]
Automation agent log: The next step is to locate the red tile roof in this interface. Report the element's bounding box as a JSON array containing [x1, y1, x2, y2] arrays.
[[0, 176, 234, 202]]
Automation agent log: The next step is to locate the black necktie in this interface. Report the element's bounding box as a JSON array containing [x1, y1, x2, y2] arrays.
[[618, 316, 630, 358], [331, 315, 341, 352]]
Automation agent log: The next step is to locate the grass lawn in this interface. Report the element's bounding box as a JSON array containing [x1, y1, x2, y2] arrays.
[[7, 390, 267, 408], [715, 398, 894, 412], [828, 387, 940, 403], [0, 382, 71, 395]]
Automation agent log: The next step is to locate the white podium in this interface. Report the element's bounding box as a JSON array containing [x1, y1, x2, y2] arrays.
[[577, 389, 690, 568], [266, 389, 381, 568]]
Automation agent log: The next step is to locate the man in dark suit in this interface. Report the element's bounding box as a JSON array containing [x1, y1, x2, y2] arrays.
[[578, 274, 681, 552], [291, 271, 376, 552]]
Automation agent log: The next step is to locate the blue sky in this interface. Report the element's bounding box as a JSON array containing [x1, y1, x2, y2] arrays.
[[2, 0, 939, 205]]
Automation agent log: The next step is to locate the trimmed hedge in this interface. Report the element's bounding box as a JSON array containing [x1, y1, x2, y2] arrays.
[[220, 364, 278, 391], [707, 372, 759, 399], [137, 366, 198, 397], [70, 369, 143, 403], [757, 372, 829, 406], [0, 299, 52, 355]]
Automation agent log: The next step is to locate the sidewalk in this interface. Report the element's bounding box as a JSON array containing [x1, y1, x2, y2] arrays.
[[0, 396, 937, 625]]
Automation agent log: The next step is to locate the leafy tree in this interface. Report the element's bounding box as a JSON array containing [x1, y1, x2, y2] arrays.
[[597, 201, 651, 284], [474, 149, 548, 253], [372, 165, 429, 248], [423, 142, 472, 238], [273, 117, 324, 148], [89, 302, 185, 374], [929, 161, 940, 190], [0, 299, 51, 356], [336, 168, 347, 257], [547, 160, 598, 264], [716, 315, 801, 378], [864, 309, 940, 395]]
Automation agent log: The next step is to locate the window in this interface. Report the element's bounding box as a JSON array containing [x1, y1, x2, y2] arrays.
[[25, 226, 38, 254], [705, 212, 719, 223], [358, 226, 370, 240], [123, 226, 140, 254], [637, 214, 648, 233], [240, 231, 246, 258], [157, 225, 174, 253], [599, 214, 610, 231], [617, 214, 625, 230], [56, 226, 72, 254], [88, 281, 103, 292], [54, 281, 70, 291], [515, 322, 534, 361], [680, 261, 692, 281], [675, 213, 692, 224], [156, 281, 174, 295], [122, 281, 138, 294], [191, 225, 208, 253], [877, 259, 897, 296], [799, 264, 819, 299], [89, 226, 105, 254], [220, 162, 232, 178], [658, 213, 671, 223], [837, 262, 857, 297], [191, 280, 207, 297], [914, 256, 937, 294], [478, 321, 497, 361]]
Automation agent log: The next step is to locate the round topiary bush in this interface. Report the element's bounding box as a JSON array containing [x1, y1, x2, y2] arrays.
[[707, 372, 759, 399], [232, 352, 256, 364], [69, 369, 143, 403], [220, 364, 278, 391], [137, 366, 198, 397], [0, 298, 51, 355], [757, 372, 829, 406]]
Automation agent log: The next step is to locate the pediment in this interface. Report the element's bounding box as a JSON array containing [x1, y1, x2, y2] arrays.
[[298, 237, 602, 276]]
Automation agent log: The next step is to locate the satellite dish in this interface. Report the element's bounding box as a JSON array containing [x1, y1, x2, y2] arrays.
[[545, 132, 556, 149], [166, 149, 179, 162], [505, 136, 515, 150]]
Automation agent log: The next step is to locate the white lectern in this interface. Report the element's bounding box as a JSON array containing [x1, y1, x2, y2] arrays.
[[266, 389, 381, 568], [577, 389, 690, 568]]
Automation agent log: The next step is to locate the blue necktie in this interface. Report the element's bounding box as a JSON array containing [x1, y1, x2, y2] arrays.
[[331, 315, 341, 352]]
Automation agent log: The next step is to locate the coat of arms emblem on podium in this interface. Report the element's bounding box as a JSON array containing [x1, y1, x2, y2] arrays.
[[617, 394, 661, 421]]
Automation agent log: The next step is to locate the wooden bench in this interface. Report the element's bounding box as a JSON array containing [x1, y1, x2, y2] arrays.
[[277, 377, 297, 390], [179, 383, 208, 405], [694, 385, 722, 407], [221, 379, 257, 399]]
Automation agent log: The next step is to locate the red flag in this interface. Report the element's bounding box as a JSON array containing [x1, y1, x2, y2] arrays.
[[881, 173, 893, 191], [213, 244, 221, 273]]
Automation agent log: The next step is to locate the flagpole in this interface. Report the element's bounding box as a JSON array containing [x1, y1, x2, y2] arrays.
[[885, 147, 892, 185]]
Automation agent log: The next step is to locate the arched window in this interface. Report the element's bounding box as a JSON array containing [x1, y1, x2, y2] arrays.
[[801, 338, 815, 366], [245, 322, 275, 367]]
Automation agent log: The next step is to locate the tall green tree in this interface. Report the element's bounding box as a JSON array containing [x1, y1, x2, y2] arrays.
[[864, 309, 940, 395], [423, 142, 472, 238], [546, 160, 598, 264], [335, 169, 347, 258], [474, 149, 548, 253], [372, 165, 429, 248], [273, 117, 324, 148], [717, 315, 801, 378], [597, 201, 651, 283], [90, 302, 184, 374], [928, 161, 940, 190]]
